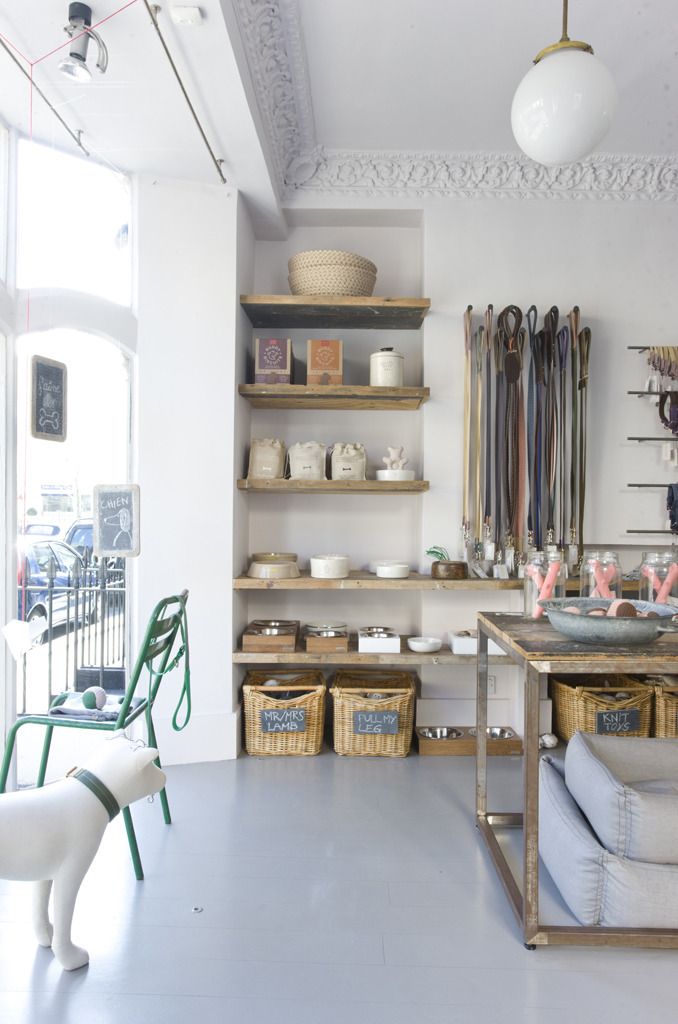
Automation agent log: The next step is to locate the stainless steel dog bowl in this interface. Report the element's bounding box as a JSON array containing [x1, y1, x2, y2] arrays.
[[251, 619, 298, 629], [417, 726, 463, 740], [468, 726, 515, 739]]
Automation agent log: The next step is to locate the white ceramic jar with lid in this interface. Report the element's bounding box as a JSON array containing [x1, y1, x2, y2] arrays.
[[370, 347, 404, 387]]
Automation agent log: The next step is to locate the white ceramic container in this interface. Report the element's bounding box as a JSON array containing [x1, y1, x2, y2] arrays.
[[407, 636, 442, 653], [375, 469, 416, 481], [370, 347, 404, 387], [309, 554, 350, 579], [375, 562, 410, 579]]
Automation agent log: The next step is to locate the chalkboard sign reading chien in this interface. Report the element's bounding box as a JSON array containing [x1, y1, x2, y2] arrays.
[[93, 484, 140, 558], [31, 355, 67, 442]]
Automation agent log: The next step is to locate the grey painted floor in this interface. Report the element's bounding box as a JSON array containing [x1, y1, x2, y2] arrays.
[[1, 751, 676, 1023]]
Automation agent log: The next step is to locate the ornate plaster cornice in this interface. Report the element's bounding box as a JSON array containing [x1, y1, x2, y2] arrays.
[[232, 0, 678, 203], [232, 0, 315, 186], [286, 149, 678, 202]]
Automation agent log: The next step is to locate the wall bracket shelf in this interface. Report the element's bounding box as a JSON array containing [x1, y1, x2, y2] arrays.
[[237, 479, 429, 494], [233, 571, 521, 591], [238, 383, 430, 411], [240, 294, 431, 330]]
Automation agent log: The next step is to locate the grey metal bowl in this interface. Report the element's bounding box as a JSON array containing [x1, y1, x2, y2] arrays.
[[468, 726, 515, 739], [538, 598, 678, 646]]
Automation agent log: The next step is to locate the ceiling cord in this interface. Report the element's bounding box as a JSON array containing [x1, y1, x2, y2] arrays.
[[143, 2, 227, 185]]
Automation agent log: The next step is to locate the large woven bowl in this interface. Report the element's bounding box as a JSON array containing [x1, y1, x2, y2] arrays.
[[288, 265, 376, 296], [288, 249, 377, 274]]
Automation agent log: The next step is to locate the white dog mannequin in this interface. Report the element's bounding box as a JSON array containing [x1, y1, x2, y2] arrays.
[[0, 734, 166, 970]]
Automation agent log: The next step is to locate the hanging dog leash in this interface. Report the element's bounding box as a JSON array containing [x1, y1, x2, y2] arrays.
[[557, 325, 570, 550], [568, 306, 580, 565], [577, 325, 591, 564], [462, 305, 473, 554], [543, 307, 559, 546], [483, 305, 494, 555]]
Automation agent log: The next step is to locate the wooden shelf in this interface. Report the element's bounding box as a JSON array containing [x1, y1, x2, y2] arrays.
[[233, 637, 509, 666], [240, 295, 430, 330], [238, 383, 430, 411], [234, 571, 522, 591], [237, 479, 429, 494]]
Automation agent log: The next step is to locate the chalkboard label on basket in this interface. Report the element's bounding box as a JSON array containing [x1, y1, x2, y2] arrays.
[[353, 711, 399, 735], [595, 708, 640, 734], [260, 708, 306, 732]]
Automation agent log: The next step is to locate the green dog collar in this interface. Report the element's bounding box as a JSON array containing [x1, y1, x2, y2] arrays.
[[67, 767, 120, 821]]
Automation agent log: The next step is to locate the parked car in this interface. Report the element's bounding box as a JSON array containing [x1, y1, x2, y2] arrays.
[[17, 538, 91, 642], [20, 523, 62, 537], [63, 518, 93, 561]]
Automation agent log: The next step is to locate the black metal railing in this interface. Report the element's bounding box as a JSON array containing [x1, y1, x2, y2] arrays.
[[17, 557, 127, 713]]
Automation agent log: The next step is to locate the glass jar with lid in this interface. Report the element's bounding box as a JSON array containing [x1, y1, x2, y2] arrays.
[[580, 550, 622, 600], [639, 551, 678, 604], [524, 550, 566, 618]]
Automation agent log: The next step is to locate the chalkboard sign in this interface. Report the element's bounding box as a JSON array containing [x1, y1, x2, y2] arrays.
[[260, 708, 306, 732], [595, 708, 641, 734], [31, 356, 67, 442], [93, 484, 140, 558], [353, 710, 399, 735]]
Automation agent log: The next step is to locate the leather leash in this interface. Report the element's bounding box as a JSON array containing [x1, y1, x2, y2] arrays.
[[568, 306, 580, 564], [498, 305, 523, 551], [543, 307, 559, 546], [474, 326, 484, 545], [462, 305, 473, 552], [493, 328, 505, 549], [484, 305, 494, 551], [557, 325, 570, 550], [577, 325, 591, 564]]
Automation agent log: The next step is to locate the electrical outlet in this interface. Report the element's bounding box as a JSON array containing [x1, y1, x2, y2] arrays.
[[488, 675, 497, 696]]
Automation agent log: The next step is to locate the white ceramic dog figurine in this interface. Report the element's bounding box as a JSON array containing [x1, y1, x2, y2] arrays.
[[0, 735, 166, 970]]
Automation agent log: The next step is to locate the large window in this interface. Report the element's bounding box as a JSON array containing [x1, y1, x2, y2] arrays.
[[16, 139, 131, 305]]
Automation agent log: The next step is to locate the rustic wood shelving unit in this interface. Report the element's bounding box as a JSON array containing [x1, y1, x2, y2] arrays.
[[233, 572, 522, 591], [233, 637, 509, 667], [238, 383, 430, 411], [237, 479, 429, 494], [240, 294, 430, 330]]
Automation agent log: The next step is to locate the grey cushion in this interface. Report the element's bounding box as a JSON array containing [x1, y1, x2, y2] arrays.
[[540, 756, 678, 927], [565, 731, 678, 864]]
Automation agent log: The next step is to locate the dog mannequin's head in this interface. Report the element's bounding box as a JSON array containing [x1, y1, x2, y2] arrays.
[[80, 735, 166, 810]]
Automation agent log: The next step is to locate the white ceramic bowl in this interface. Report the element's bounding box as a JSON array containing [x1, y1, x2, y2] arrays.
[[376, 469, 416, 481], [407, 636, 442, 653], [247, 561, 300, 579], [376, 562, 410, 579], [309, 554, 350, 579]]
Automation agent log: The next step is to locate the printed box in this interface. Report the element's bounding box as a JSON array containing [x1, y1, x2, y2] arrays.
[[306, 339, 343, 385], [254, 337, 293, 383]]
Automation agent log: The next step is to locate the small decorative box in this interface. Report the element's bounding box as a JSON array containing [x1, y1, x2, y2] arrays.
[[307, 339, 343, 385], [254, 337, 293, 384]]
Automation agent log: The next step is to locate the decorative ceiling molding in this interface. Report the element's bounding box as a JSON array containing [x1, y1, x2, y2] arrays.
[[233, 0, 678, 203], [232, 0, 314, 186], [287, 149, 678, 202]]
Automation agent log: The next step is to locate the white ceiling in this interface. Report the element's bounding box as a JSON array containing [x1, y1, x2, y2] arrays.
[[0, 0, 676, 230]]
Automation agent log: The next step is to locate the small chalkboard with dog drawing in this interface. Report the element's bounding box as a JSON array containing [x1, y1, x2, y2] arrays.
[[31, 355, 67, 442], [93, 484, 140, 558]]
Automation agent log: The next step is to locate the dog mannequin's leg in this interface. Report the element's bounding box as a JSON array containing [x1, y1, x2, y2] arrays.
[[51, 860, 93, 970], [32, 880, 53, 947]]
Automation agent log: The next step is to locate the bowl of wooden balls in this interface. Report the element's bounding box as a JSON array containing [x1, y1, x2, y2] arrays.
[[538, 597, 678, 646]]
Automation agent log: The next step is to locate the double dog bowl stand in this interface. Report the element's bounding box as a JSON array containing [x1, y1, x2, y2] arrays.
[[475, 611, 678, 949]]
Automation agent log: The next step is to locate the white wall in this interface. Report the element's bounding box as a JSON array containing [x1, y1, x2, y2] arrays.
[[135, 177, 244, 762]]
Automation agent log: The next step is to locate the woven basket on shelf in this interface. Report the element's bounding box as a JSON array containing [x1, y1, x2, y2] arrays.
[[243, 670, 325, 756], [652, 682, 678, 738], [330, 669, 416, 757], [288, 249, 377, 274], [550, 676, 652, 742], [288, 265, 376, 297]]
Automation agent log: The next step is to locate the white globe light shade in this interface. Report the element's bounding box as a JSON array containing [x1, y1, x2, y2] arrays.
[[511, 49, 617, 165]]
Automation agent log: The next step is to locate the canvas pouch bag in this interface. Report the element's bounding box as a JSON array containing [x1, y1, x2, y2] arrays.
[[247, 438, 285, 479], [331, 442, 366, 481], [288, 441, 327, 480]]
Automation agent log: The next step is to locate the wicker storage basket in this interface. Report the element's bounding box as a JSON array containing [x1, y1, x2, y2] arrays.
[[330, 670, 416, 757], [652, 681, 678, 738], [550, 675, 652, 742], [288, 266, 376, 297], [243, 670, 325, 756], [288, 249, 377, 274]]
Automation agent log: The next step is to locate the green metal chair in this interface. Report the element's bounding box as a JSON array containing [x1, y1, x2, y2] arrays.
[[0, 589, 191, 881]]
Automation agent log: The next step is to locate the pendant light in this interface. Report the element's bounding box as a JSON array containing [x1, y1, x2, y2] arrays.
[[511, 0, 616, 166]]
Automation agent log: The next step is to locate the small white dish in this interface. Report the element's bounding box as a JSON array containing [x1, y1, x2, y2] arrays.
[[247, 561, 300, 579], [376, 562, 409, 579], [407, 636, 442, 653], [376, 469, 416, 481], [309, 554, 350, 579]]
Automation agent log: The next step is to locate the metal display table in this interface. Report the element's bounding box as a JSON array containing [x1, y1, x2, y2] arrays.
[[476, 611, 678, 949]]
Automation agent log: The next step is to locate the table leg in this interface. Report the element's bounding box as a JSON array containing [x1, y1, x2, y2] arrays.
[[523, 664, 544, 947], [476, 625, 489, 819]]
